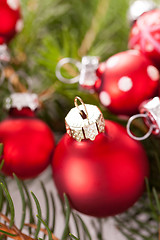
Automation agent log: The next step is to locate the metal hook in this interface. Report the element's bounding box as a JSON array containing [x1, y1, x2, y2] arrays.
[[126, 113, 154, 141], [56, 58, 81, 84], [74, 96, 89, 120]]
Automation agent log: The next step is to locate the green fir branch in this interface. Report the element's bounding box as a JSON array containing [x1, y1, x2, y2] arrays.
[[0, 183, 15, 227], [69, 233, 79, 240], [31, 191, 42, 239], [50, 192, 56, 233], [13, 174, 26, 231], [22, 181, 35, 235], [36, 215, 53, 240], [61, 194, 71, 240], [75, 214, 92, 240]]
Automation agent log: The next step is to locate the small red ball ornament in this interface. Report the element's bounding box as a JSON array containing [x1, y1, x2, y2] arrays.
[[128, 9, 160, 70], [95, 50, 159, 115], [0, 0, 23, 44], [0, 93, 55, 179], [52, 97, 149, 217]]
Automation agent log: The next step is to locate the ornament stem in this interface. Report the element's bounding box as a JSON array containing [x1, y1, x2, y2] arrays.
[[127, 113, 154, 140], [74, 96, 89, 120]]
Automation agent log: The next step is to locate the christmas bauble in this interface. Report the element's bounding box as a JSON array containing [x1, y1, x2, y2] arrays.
[[52, 97, 149, 217], [95, 50, 159, 116], [0, 93, 55, 179], [0, 0, 23, 44], [128, 9, 160, 70]]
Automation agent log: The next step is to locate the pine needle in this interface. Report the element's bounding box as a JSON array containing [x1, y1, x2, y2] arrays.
[[0, 183, 15, 227], [31, 192, 42, 239]]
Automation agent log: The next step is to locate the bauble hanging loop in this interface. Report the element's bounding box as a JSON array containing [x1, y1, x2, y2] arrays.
[[56, 56, 99, 90], [56, 57, 81, 84], [127, 113, 154, 140], [127, 96, 160, 140], [74, 96, 89, 120]]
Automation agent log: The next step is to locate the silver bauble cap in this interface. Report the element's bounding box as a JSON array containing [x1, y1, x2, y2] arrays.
[[79, 56, 99, 88], [139, 96, 160, 135], [65, 96, 105, 142], [0, 44, 10, 62], [5, 92, 39, 111]]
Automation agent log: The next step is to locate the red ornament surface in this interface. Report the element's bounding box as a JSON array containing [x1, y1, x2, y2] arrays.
[[52, 120, 149, 217], [0, 115, 55, 179], [128, 9, 160, 70], [0, 0, 23, 44], [95, 50, 159, 116]]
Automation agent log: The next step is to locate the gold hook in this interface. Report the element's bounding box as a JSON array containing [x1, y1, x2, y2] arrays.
[[74, 96, 89, 120]]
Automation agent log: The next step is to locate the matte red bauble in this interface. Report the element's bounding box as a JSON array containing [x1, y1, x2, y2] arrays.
[[52, 97, 149, 217], [0, 0, 23, 44], [95, 50, 159, 116], [128, 9, 160, 70], [0, 93, 55, 179]]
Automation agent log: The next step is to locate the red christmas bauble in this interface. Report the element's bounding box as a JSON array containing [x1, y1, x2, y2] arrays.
[[0, 93, 55, 179], [128, 9, 160, 70], [52, 120, 149, 217], [95, 50, 159, 115], [0, 0, 23, 44]]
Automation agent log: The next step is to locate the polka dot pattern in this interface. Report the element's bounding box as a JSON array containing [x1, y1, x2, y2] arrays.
[[99, 91, 111, 106], [118, 77, 133, 92], [147, 65, 159, 81], [106, 56, 119, 68], [145, 43, 154, 52]]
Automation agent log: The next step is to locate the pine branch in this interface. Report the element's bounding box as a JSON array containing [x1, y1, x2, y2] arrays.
[[0, 213, 34, 240], [3, 66, 27, 92], [78, 0, 110, 56], [24, 223, 59, 240], [0, 222, 34, 240]]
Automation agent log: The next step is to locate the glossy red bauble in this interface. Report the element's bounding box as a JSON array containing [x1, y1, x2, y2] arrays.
[[52, 120, 149, 217], [128, 9, 160, 70], [0, 0, 23, 44], [95, 50, 159, 115], [0, 112, 55, 179]]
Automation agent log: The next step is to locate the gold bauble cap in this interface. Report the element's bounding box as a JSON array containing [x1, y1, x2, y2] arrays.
[[65, 96, 105, 142]]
